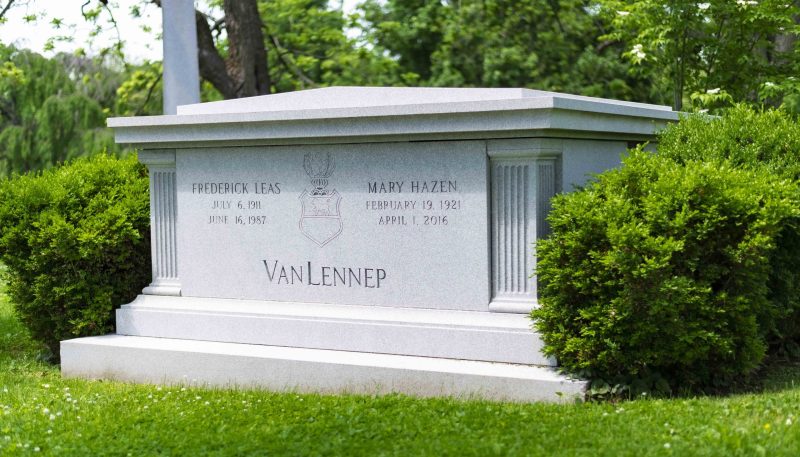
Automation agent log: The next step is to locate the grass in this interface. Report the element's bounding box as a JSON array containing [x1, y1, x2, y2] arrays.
[[2, 279, 800, 455]]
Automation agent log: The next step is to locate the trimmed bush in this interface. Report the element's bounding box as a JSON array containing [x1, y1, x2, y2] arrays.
[[0, 153, 150, 357], [658, 105, 800, 180], [659, 106, 800, 353], [532, 151, 800, 390]]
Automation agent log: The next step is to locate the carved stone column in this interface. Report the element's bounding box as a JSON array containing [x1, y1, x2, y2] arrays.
[[139, 149, 181, 296], [488, 140, 561, 313]]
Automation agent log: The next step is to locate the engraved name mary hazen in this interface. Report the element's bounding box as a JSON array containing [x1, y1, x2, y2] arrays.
[[366, 180, 463, 226], [367, 180, 457, 193]]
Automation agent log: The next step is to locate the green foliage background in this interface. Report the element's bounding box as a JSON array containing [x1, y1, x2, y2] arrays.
[[360, 0, 655, 101], [4, 0, 800, 176], [0, 45, 117, 177]]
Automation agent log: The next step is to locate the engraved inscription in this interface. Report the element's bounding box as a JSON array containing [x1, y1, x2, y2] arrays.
[[177, 142, 489, 310], [263, 259, 386, 288], [365, 181, 463, 227], [192, 182, 281, 194], [367, 180, 458, 193], [192, 182, 279, 226]]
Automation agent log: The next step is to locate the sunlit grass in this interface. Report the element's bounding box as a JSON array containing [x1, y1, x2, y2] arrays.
[[2, 274, 800, 456]]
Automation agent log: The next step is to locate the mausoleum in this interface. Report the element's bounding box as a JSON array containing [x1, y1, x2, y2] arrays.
[[61, 87, 677, 402]]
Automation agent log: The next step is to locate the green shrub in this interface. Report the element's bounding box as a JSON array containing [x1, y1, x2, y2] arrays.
[[532, 151, 800, 391], [659, 106, 800, 354], [0, 153, 150, 357], [658, 105, 800, 179]]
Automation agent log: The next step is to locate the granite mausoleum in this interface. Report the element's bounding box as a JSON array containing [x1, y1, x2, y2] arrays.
[[61, 87, 677, 402]]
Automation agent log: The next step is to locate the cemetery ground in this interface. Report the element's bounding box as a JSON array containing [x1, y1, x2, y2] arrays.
[[1, 276, 800, 456]]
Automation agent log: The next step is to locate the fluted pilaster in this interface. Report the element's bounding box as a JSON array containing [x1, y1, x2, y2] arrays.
[[139, 149, 181, 296], [488, 142, 560, 313]]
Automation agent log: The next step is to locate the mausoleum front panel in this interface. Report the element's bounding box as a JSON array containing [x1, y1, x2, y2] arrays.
[[176, 140, 491, 311]]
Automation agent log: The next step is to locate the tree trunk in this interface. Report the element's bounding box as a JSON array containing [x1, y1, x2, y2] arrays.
[[223, 0, 271, 97], [192, 0, 271, 99], [195, 10, 238, 99]]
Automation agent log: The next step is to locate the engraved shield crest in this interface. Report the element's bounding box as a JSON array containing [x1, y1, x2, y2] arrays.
[[299, 151, 343, 246], [299, 190, 343, 247]]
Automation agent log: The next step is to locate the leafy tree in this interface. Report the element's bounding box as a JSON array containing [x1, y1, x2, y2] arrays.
[[114, 62, 165, 117], [192, 0, 401, 96], [359, 0, 660, 102], [598, 0, 800, 111], [0, 45, 118, 177]]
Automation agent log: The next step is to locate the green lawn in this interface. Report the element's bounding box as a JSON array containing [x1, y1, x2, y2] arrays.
[[2, 278, 800, 456]]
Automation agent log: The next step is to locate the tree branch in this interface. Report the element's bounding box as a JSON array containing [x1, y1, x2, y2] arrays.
[[596, 39, 619, 54], [135, 71, 162, 116], [211, 16, 225, 33], [195, 9, 238, 99], [268, 32, 317, 89], [0, 0, 17, 22]]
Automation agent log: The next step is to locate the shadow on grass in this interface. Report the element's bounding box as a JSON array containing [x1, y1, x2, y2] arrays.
[[747, 358, 800, 394]]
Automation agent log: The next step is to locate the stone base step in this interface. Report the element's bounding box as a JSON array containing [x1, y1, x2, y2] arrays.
[[61, 335, 586, 403], [116, 294, 555, 366]]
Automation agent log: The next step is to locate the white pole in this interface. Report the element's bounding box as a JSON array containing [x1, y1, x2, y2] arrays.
[[162, 0, 200, 115]]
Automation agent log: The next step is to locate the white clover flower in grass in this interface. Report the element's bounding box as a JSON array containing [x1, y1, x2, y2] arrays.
[[698, 2, 710, 9]]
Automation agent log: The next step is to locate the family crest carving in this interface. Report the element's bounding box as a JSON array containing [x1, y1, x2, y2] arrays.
[[299, 152, 343, 247]]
